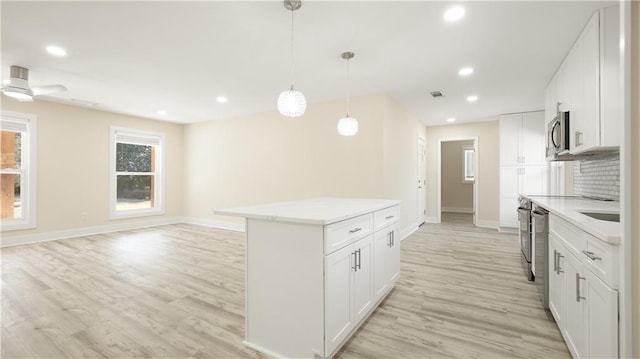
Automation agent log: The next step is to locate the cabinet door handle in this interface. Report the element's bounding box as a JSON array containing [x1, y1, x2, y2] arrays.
[[387, 232, 392, 247], [557, 253, 564, 274], [392, 231, 395, 247], [357, 249, 361, 270], [553, 250, 558, 273], [349, 227, 362, 234], [582, 250, 602, 261], [352, 251, 358, 272], [576, 273, 586, 302]]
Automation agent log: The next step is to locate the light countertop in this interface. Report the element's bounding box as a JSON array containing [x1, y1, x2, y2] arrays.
[[214, 198, 401, 225], [524, 195, 620, 244]]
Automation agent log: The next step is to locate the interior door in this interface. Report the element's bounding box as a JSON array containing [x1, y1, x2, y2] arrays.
[[417, 137, 426, 224]]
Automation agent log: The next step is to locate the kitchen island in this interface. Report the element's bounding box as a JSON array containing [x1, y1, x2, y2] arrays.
[[215, 198, 401, 359]]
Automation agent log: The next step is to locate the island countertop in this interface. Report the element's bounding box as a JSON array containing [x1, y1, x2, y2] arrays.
[[524, 195, 620, 244], [214, 198, 401, 225]]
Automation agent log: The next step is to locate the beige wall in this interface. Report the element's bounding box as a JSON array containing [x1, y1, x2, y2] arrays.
[[425, 120, 499, 227], [1, 99, 184, 238], [631, 2, 639, 357], [183, 93, 426, 235], [381, 95, 427, 232], [441, 140, 474, 212]]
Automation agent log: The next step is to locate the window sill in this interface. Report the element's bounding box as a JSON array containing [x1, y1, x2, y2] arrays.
[[1, 220, 36, 232], [110, 208, 165, 220]]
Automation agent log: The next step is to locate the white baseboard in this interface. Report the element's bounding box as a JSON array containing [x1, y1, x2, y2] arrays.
[[499, 226, 518, 233], [1, 217, 182, 248], [441, 207, 474, 214], [182, 217, 245, 232], [476, 220, 499, 229], [425, 216, 439, 224], [399, 222, 419, 241]]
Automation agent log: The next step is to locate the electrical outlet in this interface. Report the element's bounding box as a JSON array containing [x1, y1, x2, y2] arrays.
[[80, 211, 88, 221]]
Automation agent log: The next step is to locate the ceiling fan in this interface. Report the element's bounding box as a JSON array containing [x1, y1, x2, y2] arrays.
[[2, 65, 67, 102]]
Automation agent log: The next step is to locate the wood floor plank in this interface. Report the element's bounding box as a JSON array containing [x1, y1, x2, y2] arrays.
[[1, 214, 569, 358]]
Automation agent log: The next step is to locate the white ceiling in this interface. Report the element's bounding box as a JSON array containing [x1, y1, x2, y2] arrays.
[[1, 1, 615, 126]]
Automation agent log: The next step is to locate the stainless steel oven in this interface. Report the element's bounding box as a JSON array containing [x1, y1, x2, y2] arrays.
[[517, 196, 533, 281]]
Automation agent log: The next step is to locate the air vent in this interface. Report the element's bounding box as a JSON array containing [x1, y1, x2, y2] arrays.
[[430, 91, 444, 98]]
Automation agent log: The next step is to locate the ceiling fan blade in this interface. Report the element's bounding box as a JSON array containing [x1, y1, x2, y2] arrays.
[[32, 84, 67, 96]]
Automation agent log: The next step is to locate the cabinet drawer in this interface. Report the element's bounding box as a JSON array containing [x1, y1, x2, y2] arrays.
[[549, 214, 585, 255], [582, 232, 618, 288], [373, 206, 399, 232], [325, 214, 372, 255]]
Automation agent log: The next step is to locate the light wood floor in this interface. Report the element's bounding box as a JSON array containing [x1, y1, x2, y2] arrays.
[[1, 214, 569, 358]]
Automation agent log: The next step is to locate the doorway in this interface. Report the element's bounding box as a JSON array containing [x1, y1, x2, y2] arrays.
[[437, 138, 478, 225], [417, 137, 426, 226]]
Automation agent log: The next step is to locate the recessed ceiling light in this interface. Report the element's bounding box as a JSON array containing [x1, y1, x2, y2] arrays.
[[46, 45, 67, 57], [444, 6, 465, 22], [458, 67, 474, 76], [216, 96, 228, 103], [157, 110, 167, 115], [466, 95, 478, 102], [447, 117, 456, 123]]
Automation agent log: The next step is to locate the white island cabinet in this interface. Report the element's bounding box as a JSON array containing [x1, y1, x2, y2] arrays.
[[215, 198, 401, 359]]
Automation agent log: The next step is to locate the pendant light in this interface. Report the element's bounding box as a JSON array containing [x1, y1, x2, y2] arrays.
[[277, 0, 306, 117], [337, 51, 358, 136]]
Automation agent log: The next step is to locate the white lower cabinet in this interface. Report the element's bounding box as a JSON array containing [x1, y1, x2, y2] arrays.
[[325, 241, 357, 353], [549, 234, 566, 328], [373, 224, 400, 301], [548, 214, 619, 359], [564, 251, 586, 359], [584, 269, 618, 359]]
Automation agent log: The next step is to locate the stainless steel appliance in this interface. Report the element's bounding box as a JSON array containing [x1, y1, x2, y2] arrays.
[[546, 109, 570, 160], [532, 206, 549, 308], [517, 196, 533, 281]]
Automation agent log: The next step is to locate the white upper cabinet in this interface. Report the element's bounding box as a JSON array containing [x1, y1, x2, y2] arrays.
[[545, 6, 620, 155], [499, 111, 546, 166]]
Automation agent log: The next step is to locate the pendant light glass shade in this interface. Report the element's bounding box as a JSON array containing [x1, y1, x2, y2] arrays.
[[337, 115, 358, 136], [278, 87, 307, 117], [278, 0, 306, 117]]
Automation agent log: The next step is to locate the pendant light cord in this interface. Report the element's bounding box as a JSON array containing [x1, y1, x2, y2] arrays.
[[290, 8, 295, 90], [346, 57, 350, 117]]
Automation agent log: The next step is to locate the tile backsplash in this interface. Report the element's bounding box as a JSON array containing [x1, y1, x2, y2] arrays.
[[573, 156, 620, 200]]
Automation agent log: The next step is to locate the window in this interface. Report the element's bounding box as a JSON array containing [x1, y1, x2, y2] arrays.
[[0, 112, 36, 231], [110, 127, 164, 219], [463, 146, 475, 183]]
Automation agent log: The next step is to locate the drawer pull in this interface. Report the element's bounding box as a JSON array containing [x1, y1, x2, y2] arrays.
[[385, 215, 394, 219], [349, 227, 362, 234], [582, 250, 602, 261]]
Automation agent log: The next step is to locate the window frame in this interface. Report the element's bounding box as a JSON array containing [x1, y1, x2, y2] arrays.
[[0, 111, 37, 231], [109, 126, 165, 219], [462, 145, 476, 183]]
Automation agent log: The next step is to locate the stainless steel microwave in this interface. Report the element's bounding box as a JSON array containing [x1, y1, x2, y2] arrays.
[[546, 111, 570, 159]]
